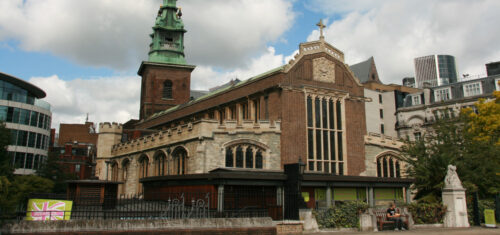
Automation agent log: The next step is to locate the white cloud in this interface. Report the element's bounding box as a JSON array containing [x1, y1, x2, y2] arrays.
[[191, 46, 291, 90], [27, 47, 292, 130], [182, 0, 295, 68], [29, 75, 140, 131], [306, 0, 500, 84], [0, 0, 295, 71]]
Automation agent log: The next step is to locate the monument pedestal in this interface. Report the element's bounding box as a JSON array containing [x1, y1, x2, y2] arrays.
[[442, 187, 470, 228]]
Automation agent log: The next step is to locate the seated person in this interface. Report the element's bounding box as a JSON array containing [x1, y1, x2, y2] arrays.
[[387, 202, 405, 231]]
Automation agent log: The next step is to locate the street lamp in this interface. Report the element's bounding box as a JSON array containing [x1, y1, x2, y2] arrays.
[[298, 157, 306, 175]]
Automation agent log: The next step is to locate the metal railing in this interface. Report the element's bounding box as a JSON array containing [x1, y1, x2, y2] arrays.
[[2, 190, 282, 221]]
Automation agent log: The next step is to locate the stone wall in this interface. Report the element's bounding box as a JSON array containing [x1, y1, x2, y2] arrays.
[[2, 218, 276, 235], [361, 133, 404, 177], [98, 119, 281, 195]]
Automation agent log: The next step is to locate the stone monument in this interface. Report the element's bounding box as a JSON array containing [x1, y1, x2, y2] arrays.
[[442, 165, 470, 227]]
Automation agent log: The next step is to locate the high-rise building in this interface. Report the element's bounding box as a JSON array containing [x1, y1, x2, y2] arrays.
[[414, 55, 458, 88], [402, 77, 415, 88], [0, 72, 52, 175], [486, 61, 500, 76]]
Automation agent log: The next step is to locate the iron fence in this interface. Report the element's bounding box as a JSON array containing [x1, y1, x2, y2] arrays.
[[2, 190, 282, 221]]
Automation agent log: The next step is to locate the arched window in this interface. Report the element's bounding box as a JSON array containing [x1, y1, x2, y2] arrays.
[[111, 161, 119, 181], [235, 146, 243, 168], [225, 147, 233, 167], [245, 147, 253, 168], [255, 150, 263, 169], [154, 152, 167, 176], [122, 159, 130, 181], [225, 143, 264, 169], [172, 147, 187, 175], [376, 154, 401, 178], [121, 159, 130, 195], [138, 155, 149, 178], [163, 80, 173, 99]]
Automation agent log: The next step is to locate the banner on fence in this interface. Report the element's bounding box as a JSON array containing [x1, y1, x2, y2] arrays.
[[25, 199, 73, 221]]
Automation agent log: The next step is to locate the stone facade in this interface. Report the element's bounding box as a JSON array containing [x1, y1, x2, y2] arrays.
[[362, 132, 405, 177], [396, 75, 499, 140], [97, 120, 281, 195]]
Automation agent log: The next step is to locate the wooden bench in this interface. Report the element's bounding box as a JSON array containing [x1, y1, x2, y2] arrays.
[[375, 208, 410, 231]]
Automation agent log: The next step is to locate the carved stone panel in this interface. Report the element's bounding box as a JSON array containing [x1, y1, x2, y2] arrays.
[[313, 57, 335, 83]]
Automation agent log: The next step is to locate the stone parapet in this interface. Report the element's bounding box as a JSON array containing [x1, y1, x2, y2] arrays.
[[364, 132, 403, 149], [2, 218, 276, 234], [99, 122, 123, 133], [110, 119, 281, 157]]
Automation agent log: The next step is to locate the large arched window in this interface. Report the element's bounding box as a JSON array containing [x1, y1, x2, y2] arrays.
[[225, 143, 264, 169], [376, 154, 401, 178], [172, 147, 187, 175], [138, 155, 149, 178], [163, 80, 173, 99], [154, 152, 167, 176]]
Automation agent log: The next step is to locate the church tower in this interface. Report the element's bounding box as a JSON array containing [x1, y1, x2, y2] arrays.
[[138, 0, 195, 120]]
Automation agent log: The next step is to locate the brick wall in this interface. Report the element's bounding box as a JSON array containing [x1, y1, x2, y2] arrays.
[[58, 122, 98, 146], [140, 64, 193, 119]]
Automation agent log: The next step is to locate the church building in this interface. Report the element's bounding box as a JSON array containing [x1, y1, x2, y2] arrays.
[[95, 0, 412, 216]]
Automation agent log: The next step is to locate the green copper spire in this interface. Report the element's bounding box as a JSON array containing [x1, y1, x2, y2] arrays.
[[148, 0, 186, 64]]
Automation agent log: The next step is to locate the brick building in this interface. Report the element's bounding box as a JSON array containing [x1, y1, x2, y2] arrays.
[[95, 0, 412, 213], [52, 122, 98, 179]]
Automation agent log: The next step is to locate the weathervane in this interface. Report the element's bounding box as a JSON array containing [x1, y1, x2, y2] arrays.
[[316, 19, 325, 40]]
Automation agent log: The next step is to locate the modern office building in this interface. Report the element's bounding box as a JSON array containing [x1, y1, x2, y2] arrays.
[[402, 77, 415, 88], [0, 72, 52, 175], [414, 55, 458, 88]]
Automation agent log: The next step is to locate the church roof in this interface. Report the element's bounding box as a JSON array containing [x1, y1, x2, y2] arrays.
[[145, 65, 285, 121], [349, 56, 374, 83]]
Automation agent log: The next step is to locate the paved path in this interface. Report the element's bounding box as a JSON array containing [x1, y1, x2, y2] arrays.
[[304, 227, 499, 235]]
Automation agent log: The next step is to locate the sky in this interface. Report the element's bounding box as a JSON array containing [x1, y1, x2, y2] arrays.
[[1, 0, 499, 131]]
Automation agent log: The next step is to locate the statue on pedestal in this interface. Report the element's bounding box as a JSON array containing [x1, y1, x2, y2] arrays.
[[444, 165, 463, 189], [442, 165, 470, 228]]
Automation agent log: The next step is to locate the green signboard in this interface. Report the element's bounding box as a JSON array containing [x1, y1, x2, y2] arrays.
[[315, 188, 326, 201], [334, 188, 357, 200], [25, 199, 73, 221], [484, 209, 496, 228], [375, 188, 403, 200], [302, 192, 310, 202]]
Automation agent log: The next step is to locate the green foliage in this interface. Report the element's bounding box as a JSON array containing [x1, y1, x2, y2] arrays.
[[0, 121, 13, 178], [467, 199, 495, 224], [402, 94, 500, 201], [314, 201, 369, 228], [37, 151, 77, 193], [407, 202, 447, 224], [0, 175, 54, 213]]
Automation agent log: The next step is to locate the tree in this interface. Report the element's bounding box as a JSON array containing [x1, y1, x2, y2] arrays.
[[402, 92, 500, 201], [37, 151, 77, 193], [0, 175, 54, 214]]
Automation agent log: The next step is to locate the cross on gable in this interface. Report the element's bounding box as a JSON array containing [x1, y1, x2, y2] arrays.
[[316, 19, 326, 40]]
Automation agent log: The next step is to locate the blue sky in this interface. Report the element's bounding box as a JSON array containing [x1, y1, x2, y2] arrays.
[[1, 0, 499, 130]]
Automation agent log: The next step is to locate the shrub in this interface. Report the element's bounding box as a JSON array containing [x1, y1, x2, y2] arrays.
[[407, 202, 447, 224], [467, 199, 495, 224], [314, 201, 369, 228]]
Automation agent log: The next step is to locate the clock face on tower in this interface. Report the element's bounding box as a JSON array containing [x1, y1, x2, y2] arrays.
[[313, 57, 335, 83]]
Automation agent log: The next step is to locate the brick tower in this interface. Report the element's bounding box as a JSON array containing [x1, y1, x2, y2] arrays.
[[138, 0, 195, 120]]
